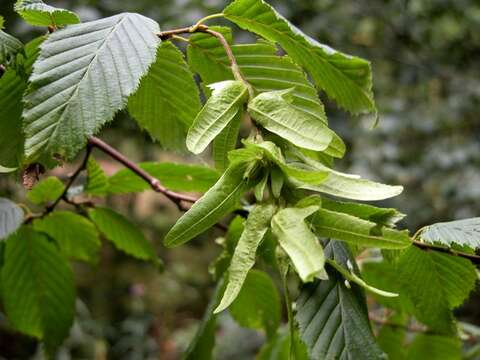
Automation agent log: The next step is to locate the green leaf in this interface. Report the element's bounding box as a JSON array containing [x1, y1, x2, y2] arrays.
[[214, 203, 276, 313], [128, 41, 201, 151], [271, 206, 325, 282], [418, 218, 480, 250], [406, 334, 461, 360], [164, 161, 253, 247], [33, 211, 100, 263], [26, 176, 64, 204], [0, 37, 42, 168], [187, 80, 248, 154], [224, 0, 376, 115], [183, 277, 226, 360], [376, 314, 407, 360], [229, 270, 281, 338], [15, 0, 80, 27], [254, 171, 269, 201], [187, 26, 234, 84], [23, 13, 160, 163], [397, 246, 477, 334], [295, 240, 385, 360], [289, 157, 403, 200], [88, 207, 158, 262], [85, 157, 108, 196], [246, 141, 330, 184], [361, 261, 411, 312], [1, 226, 75, 352], [248, 89, 338, 151], [108, 162, 220, 194], [270, 166, 284, 198], [311, 208, 411, 249], [0, 21, 23, 64], [212, 108, 242, 171], [189, 36, 330, 127], [0, 198, 23, 240], [321, 197, 405, 227]]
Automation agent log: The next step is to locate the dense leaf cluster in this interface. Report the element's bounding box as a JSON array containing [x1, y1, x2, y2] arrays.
[[0, 0, 478, 358]]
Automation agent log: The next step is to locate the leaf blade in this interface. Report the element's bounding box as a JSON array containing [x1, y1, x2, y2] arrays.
[[164, 162, 252, 247], [128, 41, 201, 151], [224, 0, 376, 115], [23, 13, 160, 163], [271, 206, 325, 282], [1, 227, 75, 352], [187, 80, 248, 154], [214, 203, 276, 313]]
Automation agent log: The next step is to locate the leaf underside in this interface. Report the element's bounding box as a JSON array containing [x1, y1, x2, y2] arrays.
[[295, 240, 385, 360], [23, 13, 160, 163]]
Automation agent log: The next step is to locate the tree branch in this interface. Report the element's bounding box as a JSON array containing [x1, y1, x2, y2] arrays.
[[87, 136, 198, 209]]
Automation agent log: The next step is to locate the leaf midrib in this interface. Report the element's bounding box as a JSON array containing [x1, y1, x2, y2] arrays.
[[47, 14, 131, 148]]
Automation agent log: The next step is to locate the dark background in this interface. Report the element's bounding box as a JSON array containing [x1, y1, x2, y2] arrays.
[[0, 0, 479, 358]]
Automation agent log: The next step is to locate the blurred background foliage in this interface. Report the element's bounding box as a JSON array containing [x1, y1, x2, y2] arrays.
[[0, 0, 479, 358]]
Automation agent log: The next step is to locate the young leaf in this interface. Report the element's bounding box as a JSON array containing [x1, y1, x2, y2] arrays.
[[189, 36, 329, 128], [108, 162, 220, 194], [128, 41, 201, 151], [0, 17, 23, 64], [0, 198, 23, 240], [26, 176, 64, 204], [311, 208, 411, 249], [164, 161, 253, 247], [33, 211, 100, 263], [1, 226, 75, 353], [295, 240, 385, 360], [88, 207, 158, 263], [321, 197, 406, 227], [186, 80, 248, 154], [0, 37, 42, 168], [254, 171, 269, 201], [418, 217, 480, 250], [15, 0, 80, 27], [212, 108, 242, 171], [271, 206, 325, 282], [229, 270, 281, 338], [248, 89, 338, 151], [246, 141, 330, 184], [23, 13, 160, 163], [85, 157, 109, 196], [270, 166, 284, 198], [289, 158, 403, 201], [224, 0, 376, 115], [397, 246, 477, 334], [214, 203, 276, 313]]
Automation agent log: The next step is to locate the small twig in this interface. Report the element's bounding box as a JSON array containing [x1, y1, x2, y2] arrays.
[[157, 23, 253, 97], [189, 13, 224, 32], [45, 144, 93, 214], [413, 240, 480, 265], [88, 136, 198, 210]]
